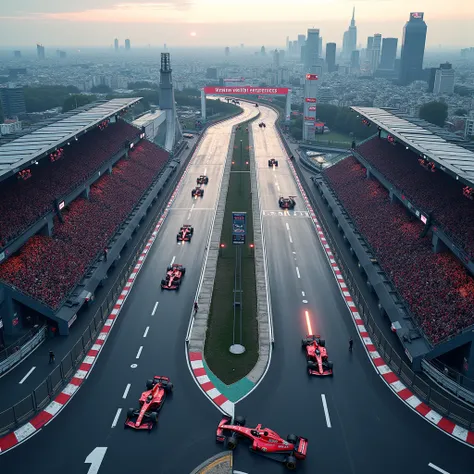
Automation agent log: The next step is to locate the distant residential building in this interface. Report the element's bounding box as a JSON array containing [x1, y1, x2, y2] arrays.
[[461, 47, 474, 58], [260, 46, 266, 56], [0, 120, 22, 135], [325, 43, 336, 72], [350, 50, 360, 71], [206, 67, 218, 80], [125, 39, 131, 50], [465, 112, 474, 138], [36, 44, 45, 59], [114, 38, 119, 52], [433, 62, 455, 95], [225, 47, 230, 56], [0, 85, 26, 119], [56, 50, 66, 59], [297, 34, 306, 60], [273, 50, 280, 69], [13, 50, 21, 58]]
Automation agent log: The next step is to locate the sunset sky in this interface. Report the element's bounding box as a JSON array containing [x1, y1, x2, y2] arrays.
[[1, 0, 473, 48]]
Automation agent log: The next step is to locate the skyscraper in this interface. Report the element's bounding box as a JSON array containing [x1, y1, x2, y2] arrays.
[[326, 43, 336, 72], [273, 50, 280, 69], [433, 62, 455, 95], [0, 85, 26, 119], [125, 39, 131, 50], [305, 29, 320, 73], [379, 38, 398, 70], [399, 12, 428, 85], [225, 47, 230, 56], [286, 36, 290, 52], [350, 50, 360, 71], [343, 7, 357, 60], [36, 44, 45, 59], [371, 34, 382, 72], [318, 37, 323, 58], [13, 51, 21, 58], [114, 38, 119, 52], [297, 34, 306, 60]]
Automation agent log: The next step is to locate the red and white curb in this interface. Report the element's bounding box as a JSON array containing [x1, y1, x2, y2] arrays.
[[0, 149, 197, 455], [283, 152, 474, 448], [188, 352, 234, 416]]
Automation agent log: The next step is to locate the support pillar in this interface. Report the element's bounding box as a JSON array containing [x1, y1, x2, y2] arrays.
[[201, 89, 206, 121], [285, 90, 292, 122]]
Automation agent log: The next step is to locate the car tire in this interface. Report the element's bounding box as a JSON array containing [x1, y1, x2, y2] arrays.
[[181, 268, 186, 275], [285, 455, 297, 470], [234, 416, 246, 426], [163, 381, 174, 393], [319, 339, 326, 347], [167, 265, 172, 271], [287, 434, 297, 444], [151, 412, 159, 424], [307, 360, 317, 368], [328, 361, 333, 370], [127, 408, 135, 418], [146, 379, 154, 390], [226, 436, 238, 450]]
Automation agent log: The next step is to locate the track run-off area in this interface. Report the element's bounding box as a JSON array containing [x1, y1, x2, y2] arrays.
[[0, 102, 473, 474]]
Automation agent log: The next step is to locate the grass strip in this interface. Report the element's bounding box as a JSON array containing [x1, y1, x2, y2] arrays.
[[204, 119, 259, 384]]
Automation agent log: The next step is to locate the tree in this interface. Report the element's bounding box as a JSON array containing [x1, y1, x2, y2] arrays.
[[128, 81, 158, 90], [23, 85, 80, 112], [419, 101, 448, 127], [62, 95, 96, 113], [91, 84, 112, 94], [454, 108, 468, 116]]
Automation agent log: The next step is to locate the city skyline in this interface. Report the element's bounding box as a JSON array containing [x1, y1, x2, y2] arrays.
[[0, 0, 473, 48]]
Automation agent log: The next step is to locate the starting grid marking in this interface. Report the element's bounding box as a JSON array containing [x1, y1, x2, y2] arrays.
[[0, 136, 202, 456], [277, 135, 474, 448], [262, 210, 309, 218]]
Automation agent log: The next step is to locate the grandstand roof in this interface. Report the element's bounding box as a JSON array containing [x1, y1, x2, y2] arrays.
[[0, 98, 141, 182], [352, 107, 474, 187]]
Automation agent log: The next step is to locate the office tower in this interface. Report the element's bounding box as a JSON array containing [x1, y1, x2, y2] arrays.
[[0, 85, 26, 119], [371, 34, 382, 71], [286, 36, 290, 52], [13, 51, 21, 58], [260, 46, 266, 56], [279, 50, 285, 62], [125, 39, 131, 50], [343, 7, 357, 60], [273, 50, 280, 69], [305, 29, 320, 73], [300, 45, 306, 63], [326, 43, 336, 72], [225, 47, 230, 56], [350, 50, 360, 70], [319, 37, 323, 58], [399, 12, 428, 85], [164, 43, 167, 50], [433, 62, 455, 95], [36, 44, 45, 59], [114, 38, 119, 52], [297, 34, 306, 60], [342, 31, 349, 59], [379, 38, 398, 70]]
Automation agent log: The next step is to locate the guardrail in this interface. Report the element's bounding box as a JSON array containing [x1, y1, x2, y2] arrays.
[[271, 113, 474, 431]]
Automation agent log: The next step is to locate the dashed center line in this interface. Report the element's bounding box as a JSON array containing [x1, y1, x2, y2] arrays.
[[151, 301, 159, 316], [111, 408, 122, 428], [19, 366, 36, 384], [170, 256, 176, 266], [428, 464, 450, 474], [321, 394, 332, 428], [296, 267, 301, 279], [122, 383, 131, 399], [136, 346, 143, 359], [302, 291, 305, 297], [143, 326, 149, 338], [285, 222, 290, 231], [289, 234, 293, 243]]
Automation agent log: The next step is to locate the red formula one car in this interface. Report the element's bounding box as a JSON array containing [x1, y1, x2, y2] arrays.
[[302, 334, 333, 376], [279, 196, 296, 209], [161, 264, 186, 290], [268, 158, 279, 167], [216, 415, 308, 470], [124, 376, 173, 430], [196, 175, 209, 185], [191, 185, 204, 198], [177, 224, 194, 242]]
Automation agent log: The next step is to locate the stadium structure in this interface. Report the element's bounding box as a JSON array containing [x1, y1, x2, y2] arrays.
[[0, 54, 184, 340], [311, 106, 474, 385]]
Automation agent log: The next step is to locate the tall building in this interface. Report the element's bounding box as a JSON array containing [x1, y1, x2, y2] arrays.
[[125, 39, 131, 50], [225, 47, 230, 56], [260, 46, 266, 56], [350, 50, 360, 71], [305, 29, 320, 73], [379, 38, 398, 70], [371, 34, 382, 72], [286, 36, 290, 52], [13, 51, 21, 58], [343, 7, 357, 60], [36, 44, 45, 60], [279, 49, 285, 62], [0, 85, 26, 119], [114, 38, 119, 52], [297, 34, 306, 60], [433, 62, 455, 95], [399, 12, 428, 85], [273, 50, 280, 69], [319, 37, 323, 58], [326, 43, 336, 72]]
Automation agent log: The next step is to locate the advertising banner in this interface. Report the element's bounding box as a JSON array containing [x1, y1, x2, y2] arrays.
[[304, 116, 315, 122], [305, 74, 319, 80], [204, 86, 289, 95], [308, 106, 317, 111], [232, 212, 247, 245], [305, 98, 317, 103], [224, 78, 245, 82]]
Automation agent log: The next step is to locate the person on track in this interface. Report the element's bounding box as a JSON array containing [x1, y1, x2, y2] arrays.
[[194, 301, 199, 313], [349, 337, 353, 352], [49, 350, 55, 364]]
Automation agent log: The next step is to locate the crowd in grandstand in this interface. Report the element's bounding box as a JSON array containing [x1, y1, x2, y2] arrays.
[[0, 121, 139, 249], [324, 156, 474, 345], [0, 140, 170, 309], [356, 138, 474, 259]]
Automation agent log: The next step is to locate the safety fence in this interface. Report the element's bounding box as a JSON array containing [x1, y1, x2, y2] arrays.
[[0, 113, 240, 436], [0, 326, 46, 370], [273, 119, 474, 431]]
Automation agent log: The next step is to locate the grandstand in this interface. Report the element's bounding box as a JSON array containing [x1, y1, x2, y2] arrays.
[[315, 106, 474, 381], [0, 99, 178, 339]]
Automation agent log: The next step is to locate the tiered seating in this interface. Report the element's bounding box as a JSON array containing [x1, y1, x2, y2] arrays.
[[0, 140, 169, 309], [0, 121, 140, 248], [357, 138, 474, 259], [324, 156, 474, 345]]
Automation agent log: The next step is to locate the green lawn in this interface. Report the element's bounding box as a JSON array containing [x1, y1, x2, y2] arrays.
[[314, 130, 352, 145], [204, 120, 259, 384]]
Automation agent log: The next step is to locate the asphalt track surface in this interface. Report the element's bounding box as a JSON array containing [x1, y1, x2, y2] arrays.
[[232, 107, 474, 474], [0, 104, 258, 474]]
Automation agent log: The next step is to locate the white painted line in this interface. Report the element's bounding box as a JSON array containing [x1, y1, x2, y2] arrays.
[[136, 346, 143, 359], [170, 256, 176, 266], [151, 301, 159, 316], [428, 463, 450, 474], [122, 383, 131, 399], [321, 394, 332, 428], [111, 408, 122, 428], [19, 366, 36, 384], [296, 266, 301, 279], [302, 291, 305, 297], [285, 222, 290, 231], [143, 326, 149, 338], [289, 234, 293, 243], [203, 168, 207, 175]]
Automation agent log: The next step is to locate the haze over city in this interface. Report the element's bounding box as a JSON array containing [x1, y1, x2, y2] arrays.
[[1, 0, 474, 48]]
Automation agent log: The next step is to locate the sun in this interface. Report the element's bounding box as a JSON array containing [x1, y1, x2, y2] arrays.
[[190, 32, 197, 37]]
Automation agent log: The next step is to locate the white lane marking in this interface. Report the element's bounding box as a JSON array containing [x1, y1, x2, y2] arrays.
[[321, 394, 332, 428], [289, 234, 293, 243], [111, 408, 122, 428], [19, 366, 36, 384], [143, 326, 149, 338], [302, 291, 305, 296], [85, 447, 108, 474], [285, 222, 290, 231], [203, 168, 207, 175], [151, 301, 159, 316], [130, 364, 138, 368], [122, 383, 131, 399], [136, 346, 143, 359], [187, 203, 195, 220], [428, 463, 450, 474], [302, 300, 308, 304], [170, 256, 176, 266], [296, 266, 301, 279], [292, 251, 296, 254]]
